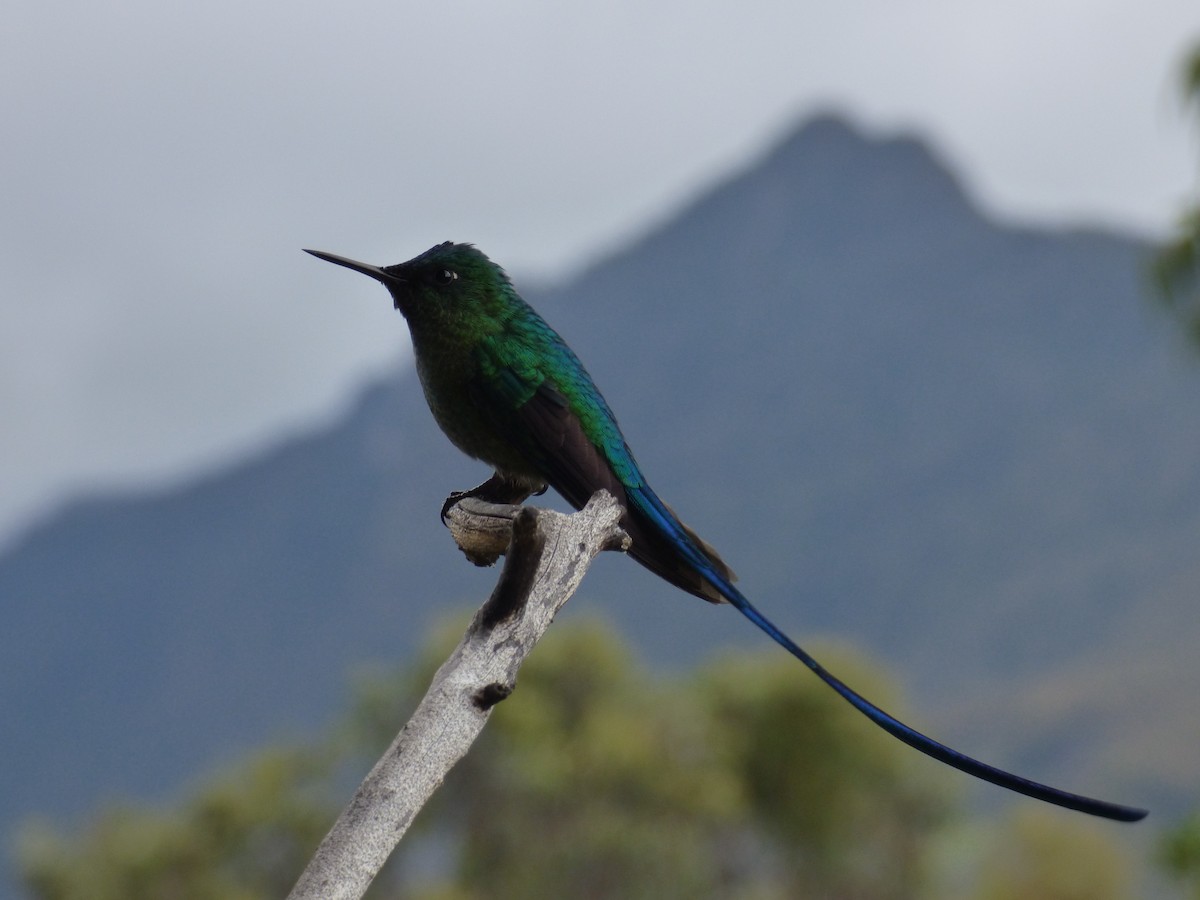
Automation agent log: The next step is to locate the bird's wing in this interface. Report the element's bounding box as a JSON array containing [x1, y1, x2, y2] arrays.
[[470, 336, 734, 601], [470, 337, 628, 512]]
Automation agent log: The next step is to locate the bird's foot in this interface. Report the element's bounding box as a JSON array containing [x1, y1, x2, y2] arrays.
[[440, 473, 546, 525]]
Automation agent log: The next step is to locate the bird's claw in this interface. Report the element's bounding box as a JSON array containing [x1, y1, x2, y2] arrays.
[[440, 475, 546, 526], [440, 491, 469, 526]]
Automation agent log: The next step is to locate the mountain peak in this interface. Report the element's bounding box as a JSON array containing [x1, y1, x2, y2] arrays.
[[766, 111, 869, 156], [752, 112, 979, 226], [586, 112, 986, 292]]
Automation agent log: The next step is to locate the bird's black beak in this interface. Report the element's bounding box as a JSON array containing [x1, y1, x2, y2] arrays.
[[303, 249, 404, 288]]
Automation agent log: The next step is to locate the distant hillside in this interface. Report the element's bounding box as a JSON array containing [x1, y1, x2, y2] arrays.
[[3, 114, 1196, 892]]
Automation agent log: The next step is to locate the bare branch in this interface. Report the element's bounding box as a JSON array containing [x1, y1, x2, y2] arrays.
[[287, 490, 629, 900]]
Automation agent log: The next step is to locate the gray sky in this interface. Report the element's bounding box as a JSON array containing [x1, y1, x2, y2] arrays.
[[1, 1, 1198, 546]]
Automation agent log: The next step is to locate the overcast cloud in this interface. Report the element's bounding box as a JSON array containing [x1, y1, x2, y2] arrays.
[[1, 1, 1198, 545]]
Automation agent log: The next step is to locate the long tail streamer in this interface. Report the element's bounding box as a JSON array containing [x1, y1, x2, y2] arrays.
[[726, 587, 1146, 821], [630, 484, 1146, 822]]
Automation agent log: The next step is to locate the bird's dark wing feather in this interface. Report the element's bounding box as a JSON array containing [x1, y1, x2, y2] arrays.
[[469, 346, 733, 601]]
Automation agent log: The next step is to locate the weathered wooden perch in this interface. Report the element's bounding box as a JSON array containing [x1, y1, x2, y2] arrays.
[[287, 490, 629, 900]]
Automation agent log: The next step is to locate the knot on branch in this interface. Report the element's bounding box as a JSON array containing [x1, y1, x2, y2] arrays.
[[471, 682, 514, 711]]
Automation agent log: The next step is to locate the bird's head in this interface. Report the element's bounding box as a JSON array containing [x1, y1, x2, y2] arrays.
[[304, 242, 515, 333]]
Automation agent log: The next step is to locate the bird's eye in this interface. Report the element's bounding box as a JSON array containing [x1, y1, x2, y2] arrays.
[[434, 269, 458, 285]]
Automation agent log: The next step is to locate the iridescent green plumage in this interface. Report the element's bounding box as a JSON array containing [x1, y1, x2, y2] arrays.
[[305, 241, 1145, 823]]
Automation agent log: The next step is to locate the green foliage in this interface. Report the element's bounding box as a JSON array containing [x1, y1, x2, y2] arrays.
[[970, 809, 1133, 900], [1155, 43, 1200, 342], [1153, 211, 1200, 341], [17, 747, 338, 900], [440, 621, 744, 899], [15, 618, 1155, 899], [345, 620, 950, 899], [702, 650, 950, 898], [1159, 812, 1200, 898]]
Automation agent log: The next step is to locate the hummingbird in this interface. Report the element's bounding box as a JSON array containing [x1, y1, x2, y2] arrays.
[[305, 241, 1145, 822]]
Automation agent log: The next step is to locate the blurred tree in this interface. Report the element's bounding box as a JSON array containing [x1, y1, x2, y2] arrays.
[[17, 746, 338, 900], [970, 808, 1133, 900], [1154, 43, 1200, 342], [1159, 812, 1200, 899], [702, 649, 950, 899], [427, 620, 745, 899], [352, 620, 951, 899], [15, 618, 951, 899]]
